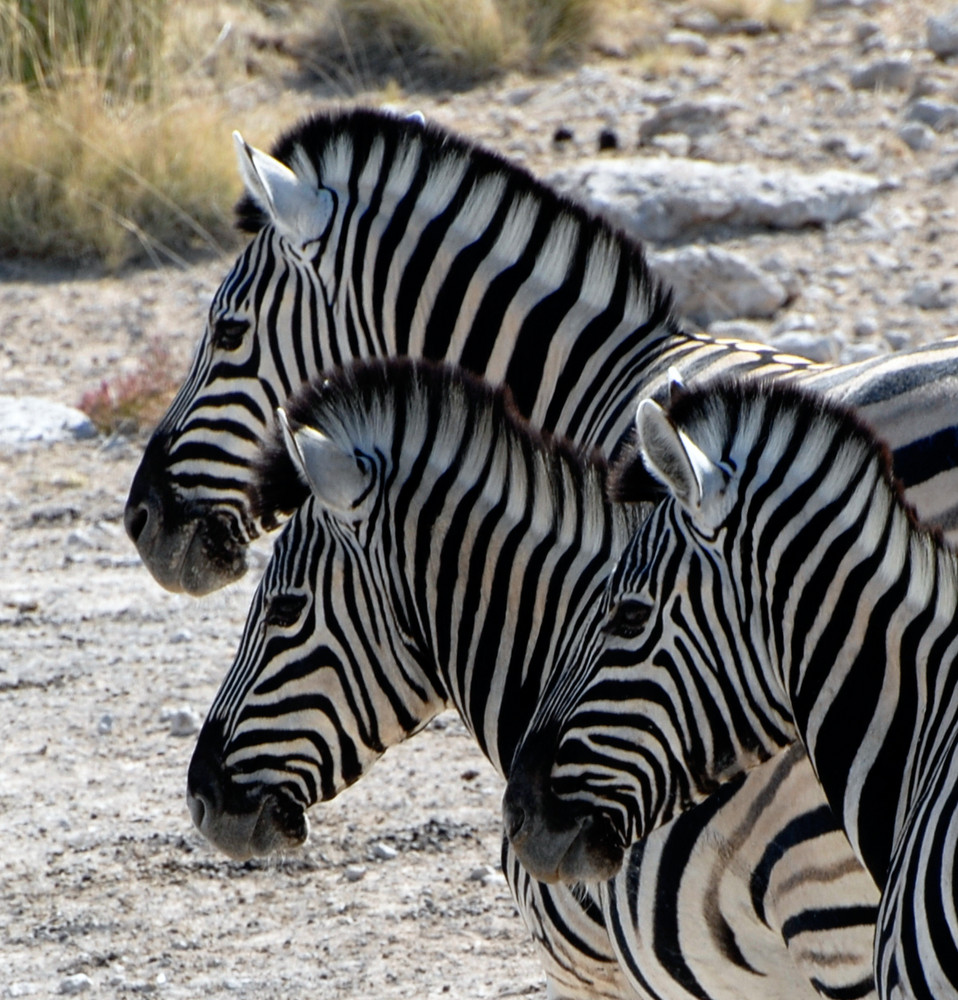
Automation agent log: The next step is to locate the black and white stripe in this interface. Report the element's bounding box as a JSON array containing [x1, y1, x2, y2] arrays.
[[506, 378, 958, 999], [188, 361, 880, 1000], [124, 107, 958, 597]]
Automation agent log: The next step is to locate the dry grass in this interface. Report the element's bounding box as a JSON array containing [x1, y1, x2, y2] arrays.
[[290, 0, 623, 90], [0, 83, 239, 267], [78, 338, 182, 435]]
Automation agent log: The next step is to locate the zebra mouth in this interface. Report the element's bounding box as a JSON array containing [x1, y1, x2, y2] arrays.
[[188, 783, 309, 861]]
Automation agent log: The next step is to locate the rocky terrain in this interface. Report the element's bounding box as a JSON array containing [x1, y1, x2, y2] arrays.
[[3, 2, 958, 997]]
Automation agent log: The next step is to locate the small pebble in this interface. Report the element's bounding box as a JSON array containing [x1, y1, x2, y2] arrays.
[[170, 628, 193, 644], [468, 865, 496, 882], [598, 128, 619, 151], [97, 713, 113, 735], [344, 864, 367, 883], [552, 126, 574, 144], [372, 842, 398, 861], [165, 706, 201, 737], [899, 122, 935, 151]]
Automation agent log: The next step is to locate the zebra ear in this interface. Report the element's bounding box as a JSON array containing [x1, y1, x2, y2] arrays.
[[277, 410, 373, 519], [233, 132, 334, 246], [636, 400, 728, 523]]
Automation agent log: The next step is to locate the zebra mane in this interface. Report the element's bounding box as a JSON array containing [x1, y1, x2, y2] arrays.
[[252, 358, 610, 525], [233, 108, 662, 306], [613, 378, 944, 546]]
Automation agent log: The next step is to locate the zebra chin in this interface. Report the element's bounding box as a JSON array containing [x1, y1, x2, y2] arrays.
[[125, 434, 251, 595], [186, 721, 308, 861]]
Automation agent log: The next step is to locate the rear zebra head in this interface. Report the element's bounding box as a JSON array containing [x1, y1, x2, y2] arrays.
[[187, 358, 636, 861], [124, 107, 673, 595], [505, 379, 912, 884]]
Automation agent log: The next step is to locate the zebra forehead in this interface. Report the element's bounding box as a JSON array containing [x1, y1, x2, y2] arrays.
[[251, 358, 608, 521]]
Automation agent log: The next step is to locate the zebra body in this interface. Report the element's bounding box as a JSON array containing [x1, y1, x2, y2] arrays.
[[124, 108, 958, 597], [505, 378, 958, 998], [188, 360, 881, 1000]]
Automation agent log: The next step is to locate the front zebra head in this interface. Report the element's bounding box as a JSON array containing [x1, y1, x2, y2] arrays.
[[505, 380, 895, 883], [186, 358, 630, 860]]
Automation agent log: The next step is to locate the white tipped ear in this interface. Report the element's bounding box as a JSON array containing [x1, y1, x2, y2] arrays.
[[276, 409, 373, 519], [233, 132, 334, 246], [635, 400, 728, 521]]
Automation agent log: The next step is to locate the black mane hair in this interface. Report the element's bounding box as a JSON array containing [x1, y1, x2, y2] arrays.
[[612, 377, 938, 541], [251, 358, 609, 527]]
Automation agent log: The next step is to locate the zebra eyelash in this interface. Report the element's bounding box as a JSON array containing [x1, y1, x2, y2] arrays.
[[604, 598, 653, 639], [212, 317, 251, 351], [263, 593, 308, 628]]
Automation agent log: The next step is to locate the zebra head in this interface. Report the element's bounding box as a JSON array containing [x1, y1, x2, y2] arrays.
[[124, 107, 675, 596], [505, 381, 844, 883], [123, 122, 342, 595], [185, 359, 633, 861]]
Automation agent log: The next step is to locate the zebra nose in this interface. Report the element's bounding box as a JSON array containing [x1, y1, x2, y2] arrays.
[[186, 719, 228, 835], [502, 790, 526, 840], [124, 431, 170, 545], [124, 499, 150, 545]]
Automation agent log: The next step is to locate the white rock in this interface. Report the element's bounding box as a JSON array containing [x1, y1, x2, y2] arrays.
[[548, 158, 882, 243], [372, 842, 398, 860], [344, 864, 367, 882], [770, 331, 835, 364], [899, 122, 935, 151], [97, 713, 114, 735], [651, 246, 789, 326], [166, 707, 201, 738], [928, 9, 958, 58], [904, 280, 951, 309], [0, 396, 96, 446]]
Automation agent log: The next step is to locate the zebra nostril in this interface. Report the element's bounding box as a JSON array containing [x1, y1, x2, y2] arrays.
[[124, 502, 149, 544], [503, 795, 526, 839]]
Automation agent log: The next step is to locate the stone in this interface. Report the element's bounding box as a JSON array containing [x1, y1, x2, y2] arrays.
[[372, 842, 398, 861], [904, 280, 951, 309], [650, 247, 790, 326], [849, 58, 913, 91], [344, 864, 367, 883], [638, 97, 737, 142], [904, 99, 958, 131], [58, 976, 92, 996], [899, 122, 935, 151], [770, 330, 835, 364], [0, 396, 96, 446], [928, 9, 958, 59], [163, 706, 201, 737], [665, 30, 709, 56], [548, 157, 882, 243]]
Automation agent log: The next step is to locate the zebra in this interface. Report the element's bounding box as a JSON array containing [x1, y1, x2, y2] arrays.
[[502, 378, 958, 999], [124, 109, 958, 995], [123, 106, 958, 598], [187, 359, 886, 1000]]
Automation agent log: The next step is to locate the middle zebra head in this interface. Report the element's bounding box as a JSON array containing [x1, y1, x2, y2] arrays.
[[186, 358, 641, 861]]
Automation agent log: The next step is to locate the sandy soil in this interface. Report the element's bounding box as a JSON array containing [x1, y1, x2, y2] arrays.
[[4, 2, 958, 997]]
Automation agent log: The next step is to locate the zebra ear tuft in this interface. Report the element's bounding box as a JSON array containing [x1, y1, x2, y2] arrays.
[[636, 400, 727, 521], [277, 409, 373, 519], [233, 132, 334, 246]]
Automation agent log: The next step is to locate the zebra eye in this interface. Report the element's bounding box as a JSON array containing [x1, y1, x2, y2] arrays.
[[264, 593, 307, 629], [212, 317, 250, 351], [605, 599, 652, 639]]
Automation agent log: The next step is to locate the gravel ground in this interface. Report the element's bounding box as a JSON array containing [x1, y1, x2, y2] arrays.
[[3, 2, 958, 997]]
